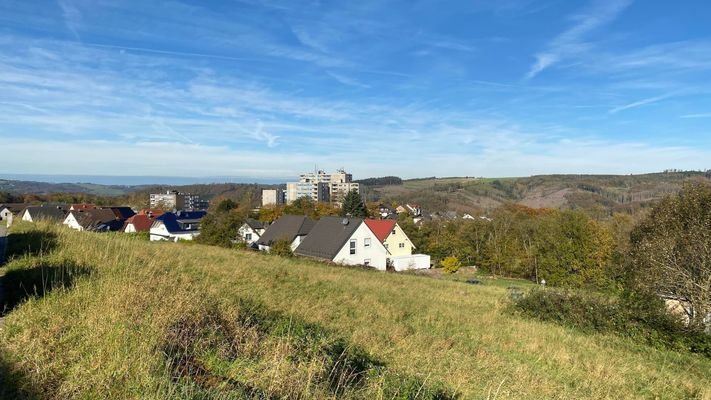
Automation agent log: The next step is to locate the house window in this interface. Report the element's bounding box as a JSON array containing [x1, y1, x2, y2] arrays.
[[392, 230, 396, 235], [245, 233, 252, 241], [349, 239, 356, 255], [364, 259, 371, 266], [364, 238, 371, 248], [399, 243, 405, 248]]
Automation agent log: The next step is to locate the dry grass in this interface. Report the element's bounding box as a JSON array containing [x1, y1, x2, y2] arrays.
[[1, 222, 710, 399]]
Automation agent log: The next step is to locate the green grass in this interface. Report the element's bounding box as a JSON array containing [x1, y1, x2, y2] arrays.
[[1, 222, 710, 399]]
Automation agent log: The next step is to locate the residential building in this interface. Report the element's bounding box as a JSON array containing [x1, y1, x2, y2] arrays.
[[285, 168, 359, 205], [294, 216, 388, 270], [150, 191, 209, 211], [63, 209, 125, 232], [0, 203, 26, 227], [257, 215, 315, 252], [123, 210, 164, 233], [69, 204, 96, 211], [149, 211, 206, 241], [21, 204, 67, 223], [238, 218, 266, 246], [261, 189, 286, 207], [363, 219, 430, 271]]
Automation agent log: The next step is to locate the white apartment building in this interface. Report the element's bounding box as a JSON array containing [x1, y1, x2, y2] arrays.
[[285, 169, 359, 205], [149, 191, 209, 211], [261, 189, 286, 207]]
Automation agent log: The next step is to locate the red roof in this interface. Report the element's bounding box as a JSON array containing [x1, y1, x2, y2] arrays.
[[364, 219, 397, 243], [124, 213, 157, 232]]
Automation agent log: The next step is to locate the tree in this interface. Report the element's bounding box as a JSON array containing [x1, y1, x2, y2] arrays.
[[441, 256, 461, 274], [197, 198, 246, 247], [342, 190, 368, 218], [630, 182, 711, 330]]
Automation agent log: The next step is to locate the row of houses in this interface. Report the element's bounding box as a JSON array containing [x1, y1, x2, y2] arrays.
[[0, 203, 208, 242], [240, 215, 430, 271]]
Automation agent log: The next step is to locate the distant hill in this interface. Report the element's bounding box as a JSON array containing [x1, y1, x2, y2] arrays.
[[362, 171, 711, 215], [0, 179, 134, 197]]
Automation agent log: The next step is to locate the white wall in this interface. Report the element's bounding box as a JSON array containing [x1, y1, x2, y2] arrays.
[[125, 223, 137, 233], [333, 222, 388, 270], [238, 224, 261, 244], [149, 223, 199, 242], [63, 213, 84, 231], [391, 254, 431, 271], [21, 210, 33, 222]]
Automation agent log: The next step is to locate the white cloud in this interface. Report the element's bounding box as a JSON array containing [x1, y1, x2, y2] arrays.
[[680, 113, 711, 119], [609, 94, 671, 114], [526, 0, 632, 79]]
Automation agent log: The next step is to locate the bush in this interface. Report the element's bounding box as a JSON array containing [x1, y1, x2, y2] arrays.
[[269, 240, 293, 257], [440, 256, 461, 274], [514, 289, 711, 357]]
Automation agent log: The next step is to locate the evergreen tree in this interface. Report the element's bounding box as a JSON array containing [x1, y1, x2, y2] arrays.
[[342, 190, 368, 218]]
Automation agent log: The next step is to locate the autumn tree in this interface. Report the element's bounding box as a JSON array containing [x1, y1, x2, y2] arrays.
[[630, 182, 711, 331]]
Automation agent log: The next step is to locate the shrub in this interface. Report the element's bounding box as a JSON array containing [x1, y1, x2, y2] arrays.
[[514, 289, 711, 357], [269, 240, 293, 257], [440, 256, 461, 274]]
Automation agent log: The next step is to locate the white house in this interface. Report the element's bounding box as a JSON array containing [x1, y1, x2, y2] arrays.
[[21, 205, 67, 223], [363, 219, 430, 271], [0, 204, 25, 227], [294, 217, 389, 270], [149, 211, 206, 242], [238, 218, 266, 245]]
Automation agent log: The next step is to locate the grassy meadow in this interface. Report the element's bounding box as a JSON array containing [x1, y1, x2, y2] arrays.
[[1, 222, 710, 399]]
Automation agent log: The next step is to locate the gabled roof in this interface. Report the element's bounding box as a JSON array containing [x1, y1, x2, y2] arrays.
[[71, 209, 122, 231], [152, 212, 204, 233], [0, 203, 27, 214], [245, 218, 264, 230], [106, 207, 136, 220], [294, 216, 362, 260], [257, 215, 315, 246], [124, 213, 159, 232], [363, 219, 397, 243], [70, 204, 96, 211], [24, 205, 67, 221]]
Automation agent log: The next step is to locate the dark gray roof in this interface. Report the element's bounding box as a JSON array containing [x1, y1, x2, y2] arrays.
[[24, 205, 67, 221], [245, 218, 264, 230], [0, 203, 27, 214], [294, 216, 362, 260], [72, 209, 122, 231], [257, 215, 315, 246]]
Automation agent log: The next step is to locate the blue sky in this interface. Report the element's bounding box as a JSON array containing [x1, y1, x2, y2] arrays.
[[1, 0, 710, 181]]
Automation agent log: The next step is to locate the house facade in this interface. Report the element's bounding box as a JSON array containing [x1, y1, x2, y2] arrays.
[[238, 218, 265, 245], [294, 217, 389, 270], [149, 211, 206, 241], [363, 219, 429, 271]]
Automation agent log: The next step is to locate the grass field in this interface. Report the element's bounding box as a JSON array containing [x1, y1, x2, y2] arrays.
[[1, 222, 710, 399]]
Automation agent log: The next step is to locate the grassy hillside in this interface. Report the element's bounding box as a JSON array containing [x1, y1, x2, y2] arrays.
[[367, 171, 711, 215], [1, 223, 710, 399]]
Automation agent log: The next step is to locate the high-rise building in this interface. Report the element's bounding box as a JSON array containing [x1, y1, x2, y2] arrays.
[[149, 191, 208, 211], [285, 169, 359, 206], [261, 189, 286, 207]]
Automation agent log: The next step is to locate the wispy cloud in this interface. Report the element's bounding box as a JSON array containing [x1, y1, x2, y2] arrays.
[[249, 122, 280, 148], [526, 0, 633, 79], [57, 0, 83, 41], [609, 93, 671, 114], [326, 71, 370, 89], [680, 113, 711, 119]]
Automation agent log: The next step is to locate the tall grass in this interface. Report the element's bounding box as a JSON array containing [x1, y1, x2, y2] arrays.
[[1, 222, 710, 399]]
